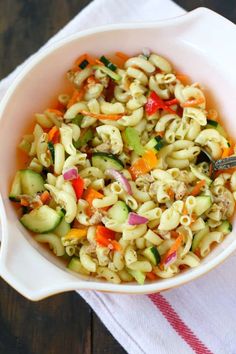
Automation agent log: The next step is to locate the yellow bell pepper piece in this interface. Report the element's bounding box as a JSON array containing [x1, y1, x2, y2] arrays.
[[64, 228, 87, 240]]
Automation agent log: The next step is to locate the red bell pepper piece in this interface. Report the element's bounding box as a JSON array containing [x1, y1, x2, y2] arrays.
[[145, 91, 177, 115], [72, 175, 84, 200], [165, 98, 179, 106], [96, 225, 116, 240]]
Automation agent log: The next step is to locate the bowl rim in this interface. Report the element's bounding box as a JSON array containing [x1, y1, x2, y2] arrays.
[[1, 7, 236, 299]]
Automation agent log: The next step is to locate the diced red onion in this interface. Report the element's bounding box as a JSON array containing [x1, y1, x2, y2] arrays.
[[128, 212, 148, 225], [142, 47, 151, 58], [106, 168, 132, 195], [63, 167, 78, 181], [164, 251, 177, 267]]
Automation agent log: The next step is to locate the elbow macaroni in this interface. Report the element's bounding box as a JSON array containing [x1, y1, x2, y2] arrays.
[[12, 49, 235, 285]]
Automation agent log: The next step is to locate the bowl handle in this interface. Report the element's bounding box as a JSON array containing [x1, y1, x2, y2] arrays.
[[0, 197, 80, 301]]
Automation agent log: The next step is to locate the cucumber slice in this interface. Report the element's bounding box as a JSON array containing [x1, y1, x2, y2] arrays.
[[21, 205, 63, 233], [99, 56, 117, 71], [54, 217, 71, 238], [194, 196, 212, 216], [143, 246, 161, 265], [206, 119, 228, 138], [93, 65, 121, 81], [127, 269, 146, 285], [191, 225, 209, 252], [92, 152, 124, 171], [67, 257, 90, 275], [79, 59, 89, 69], [145, 136, 164, 152], [124, 127, 145, 156], [35, 233, 65, 256], [9, 171, 22, 201], [216, 220, 232, 235], [20, 169, 45, 196], [190, 165, 212, 186], [107, 201, 129, 223]]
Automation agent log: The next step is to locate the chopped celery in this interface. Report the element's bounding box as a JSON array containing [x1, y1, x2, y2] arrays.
[[124, 127, 145, 156], [72, 114, 83, 126], [74, 128, 93, 148]]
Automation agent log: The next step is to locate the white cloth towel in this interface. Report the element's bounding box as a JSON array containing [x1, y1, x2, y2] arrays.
[[1, 1, 236, 354]]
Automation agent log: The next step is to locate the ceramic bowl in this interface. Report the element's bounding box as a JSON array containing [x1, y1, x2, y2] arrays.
[[0, 7, 236, 300]]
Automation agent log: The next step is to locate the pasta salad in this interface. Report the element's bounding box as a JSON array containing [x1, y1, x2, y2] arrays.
[[9, 50, 236, 284]]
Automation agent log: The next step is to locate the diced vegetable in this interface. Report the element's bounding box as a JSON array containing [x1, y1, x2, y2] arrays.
[[106, 168, 132, 195], [21, 205, 63, 233], [67, 257, 90, 275], [72, 175, 84, 199], [143, 247, 161, 265], [96, 225, 116, 240], [18, 138, 31, 153], [216, 220, 232, 235], [165, 98, 179, 106], [99, 55, 117, 71], [221, 144, 234, 158], [164, 251, 177, 267], [107, 201, 130, 223], [63, 228, 87, 241], [127, 269, 146, 285], [191, 225, 209, 252], [71, 113, 83, 126], [20, 169, 45, 196], [92, 152, 124, 172], [194, 196, 212, 216], [124, 127, 145, 156], [48, 142, 55, 162], [48, 126, 60, 143], [145, 91, 176, 116], [145, 136, 164, 152], [95, 225, 118, 249], [93, 65, 121, 81], [63, 167, 78, 181], [54, 217, 71, 238], [35, 233, 65, 256], [74, 128, 93, 149], [206, 119, 228, 138], [83, 188, 104, 206], [79, 59, 89, 69], [129, 150, 157, 179], [9, 171, 22, 201], [128, 212, 148, 225]]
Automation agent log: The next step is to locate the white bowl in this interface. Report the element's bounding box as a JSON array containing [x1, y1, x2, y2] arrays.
[[0, 7, 236, 300]]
